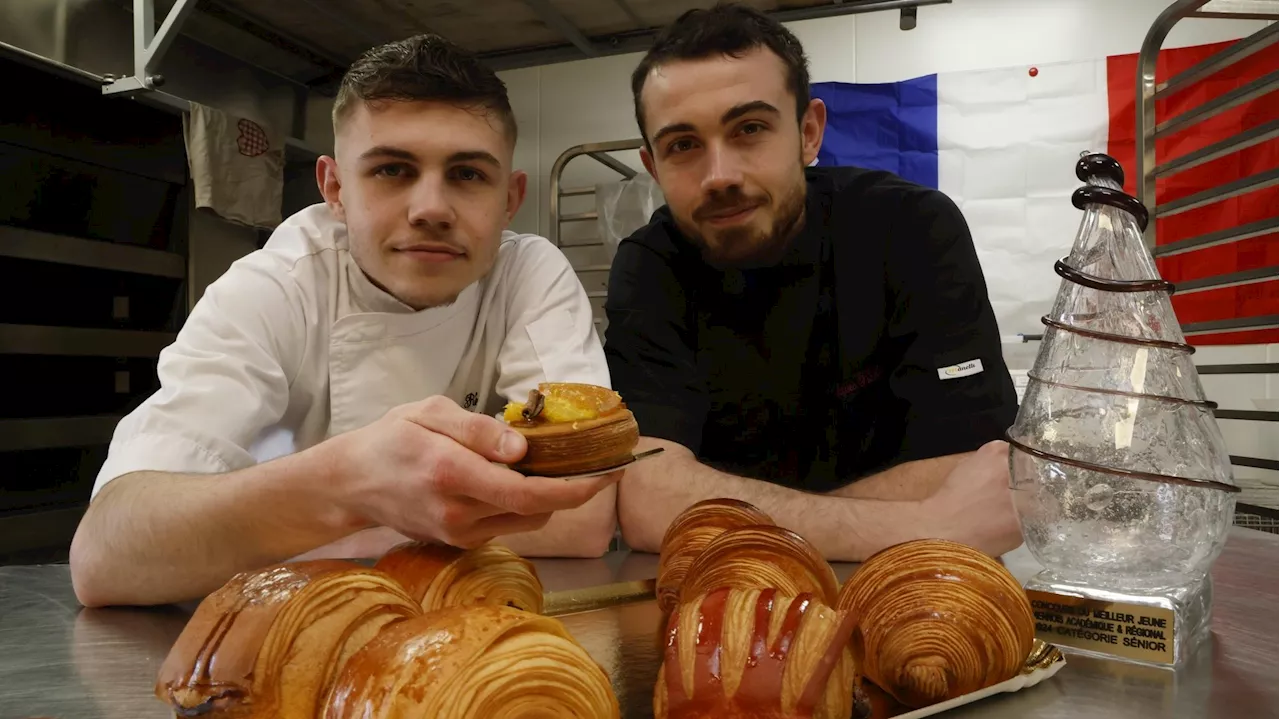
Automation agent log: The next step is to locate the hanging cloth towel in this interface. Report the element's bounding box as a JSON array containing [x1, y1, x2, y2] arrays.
[[183, 102, 285, 229]]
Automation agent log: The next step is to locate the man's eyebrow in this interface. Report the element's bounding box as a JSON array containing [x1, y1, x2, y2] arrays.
[[651, 122, 696, 145], [721, 101, 780, 125], [650, 101, 781, 145], [448, 150, 502, 168], [358, 145, 417, 162]]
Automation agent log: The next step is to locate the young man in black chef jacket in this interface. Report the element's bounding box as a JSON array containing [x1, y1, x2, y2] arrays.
[[605, 2, 1022, 560]]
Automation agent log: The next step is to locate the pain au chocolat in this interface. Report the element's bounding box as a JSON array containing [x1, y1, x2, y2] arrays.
[[323, 605, 620, 719], [652, 502, 855, 719], [655, 498, 776, 613], [656, 587, 857, 719], [155, 560, 420, 719], [503, 383, 639, 476], [373, 541, 544, 614]]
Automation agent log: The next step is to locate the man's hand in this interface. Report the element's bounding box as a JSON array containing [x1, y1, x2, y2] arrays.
[[331, 395, 620, 549], [919, 440, 1023, 556]]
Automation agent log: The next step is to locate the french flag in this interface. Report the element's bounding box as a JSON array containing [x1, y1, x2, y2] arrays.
[[812, 40, 1277, 346]]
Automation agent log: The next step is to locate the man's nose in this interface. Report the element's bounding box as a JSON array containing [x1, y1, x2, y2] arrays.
[[700, 143, 745, 195], [407, 174, 457, 229]]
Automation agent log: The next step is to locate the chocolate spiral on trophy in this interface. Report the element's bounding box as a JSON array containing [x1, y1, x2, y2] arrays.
[[1014, 152, 1238, 494]]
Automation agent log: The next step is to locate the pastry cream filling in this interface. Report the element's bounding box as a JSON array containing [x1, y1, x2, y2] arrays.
[[502, 383, 623, 424], [503, 395, 600, 424]]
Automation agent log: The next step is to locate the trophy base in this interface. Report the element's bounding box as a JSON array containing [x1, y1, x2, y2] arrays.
[[1023, 570, 1212, 668]]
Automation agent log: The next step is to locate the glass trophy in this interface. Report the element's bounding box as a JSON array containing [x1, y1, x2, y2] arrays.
[[1006, 152, 1240, 668]]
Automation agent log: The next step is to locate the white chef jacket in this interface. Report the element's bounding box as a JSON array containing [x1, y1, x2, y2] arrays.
[[92, 203, 609, 497]]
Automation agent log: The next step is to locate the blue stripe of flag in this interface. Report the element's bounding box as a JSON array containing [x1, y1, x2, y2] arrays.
[[810, 75, 940, 189]]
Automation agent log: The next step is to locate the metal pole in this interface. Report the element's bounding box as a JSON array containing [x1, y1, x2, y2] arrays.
[[1135, 0, 1212, 249]]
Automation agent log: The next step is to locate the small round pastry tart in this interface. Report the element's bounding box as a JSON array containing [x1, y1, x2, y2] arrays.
[[503, 383, 642, 477]]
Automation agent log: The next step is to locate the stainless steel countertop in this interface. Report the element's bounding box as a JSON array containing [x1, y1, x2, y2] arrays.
[[1, 529, 1275, 719]]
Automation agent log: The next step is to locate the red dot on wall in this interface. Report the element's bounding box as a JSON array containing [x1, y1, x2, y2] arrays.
[[1029, 67, 1039, 77]]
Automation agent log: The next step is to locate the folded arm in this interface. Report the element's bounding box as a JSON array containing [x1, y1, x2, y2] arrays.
[[72, 449, 361, 607], [617, 437, 1016, 561]]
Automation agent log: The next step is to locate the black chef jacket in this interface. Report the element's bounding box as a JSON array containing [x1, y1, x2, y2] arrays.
[[602, 165, 1018, 493]]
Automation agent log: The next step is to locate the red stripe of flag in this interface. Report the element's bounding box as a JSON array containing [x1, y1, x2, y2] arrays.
[[1107, 40, 1277, 346]]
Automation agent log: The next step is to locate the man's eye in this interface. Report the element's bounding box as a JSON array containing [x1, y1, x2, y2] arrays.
[[451, 166, 486, 182], [741, 122, 766, 135], [668, 139, 696, 155], [374, 164, 409, 178]]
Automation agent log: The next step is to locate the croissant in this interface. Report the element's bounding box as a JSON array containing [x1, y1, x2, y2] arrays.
[[503, 383, 640, 476], [679, 525, 839, 608], [656, 498, 776, 613], [323, 605, 620, 719], [155, 560, 420, 718], [836, 539, 1035, 709], [374, 541, 544, 614], [654, 587, 856, 719]]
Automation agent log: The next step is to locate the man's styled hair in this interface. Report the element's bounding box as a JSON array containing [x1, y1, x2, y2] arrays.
[[630, 2, 811, 144], [332, 34, 517, 142]]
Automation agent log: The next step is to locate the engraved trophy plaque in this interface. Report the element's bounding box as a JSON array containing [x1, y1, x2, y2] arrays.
[[1006, 153, 1240, 667]]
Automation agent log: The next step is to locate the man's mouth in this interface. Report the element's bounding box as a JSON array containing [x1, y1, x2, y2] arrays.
[[395, 244, 465, 263], [699, 201, 762, 226]]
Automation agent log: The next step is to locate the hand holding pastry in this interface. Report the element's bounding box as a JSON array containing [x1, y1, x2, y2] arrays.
[[331, 395, 618, 549], [502, 383, 640, 476]]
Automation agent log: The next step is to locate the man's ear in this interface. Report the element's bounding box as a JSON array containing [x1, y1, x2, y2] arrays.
[[506, 170, 528, 225], [640, 145, 657, 180], [800, 98, 827, 167], [316, 156, 346, 222]]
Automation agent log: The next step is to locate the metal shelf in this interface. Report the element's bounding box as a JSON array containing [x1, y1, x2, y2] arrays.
[[548, 139, 643, 248], [1216, 409, 1280, 422], [1152, 218, 1277, 258], [1155, 72, 1278, 139], [0, 225, 185, 279], [1176, 266, 1278, 293], [1154, 121, 1279, 178], [1156, 169, 1278, 218], [0, 416, 122, 452], [1155, 23, 1277, 99], [0, 324, 176, 357]]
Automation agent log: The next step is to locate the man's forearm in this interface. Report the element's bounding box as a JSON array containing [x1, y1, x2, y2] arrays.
[[828, 452, 967, 501], [70, 442, 364, 608], [618, 439, 930, 561]]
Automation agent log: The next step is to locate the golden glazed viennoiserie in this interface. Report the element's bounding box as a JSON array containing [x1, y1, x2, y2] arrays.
[[678, 525, 840, 609], [155, 560, 421, 719], [323, 605, 620, 719], [374, 541, 544, 614], [654, 499, 1042, 718], [655, 587, 857, 719], [836, 539, 1036, 709], [655, 498, 776, 613], [503, 383, 639, 476]]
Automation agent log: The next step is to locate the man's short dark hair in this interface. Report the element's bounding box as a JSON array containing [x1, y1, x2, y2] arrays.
[[333, 34, 516, 142], [630, 2, 810, 144]]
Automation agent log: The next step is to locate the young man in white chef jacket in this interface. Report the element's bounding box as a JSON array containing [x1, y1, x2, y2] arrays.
[[69, 35, 620, 607]]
